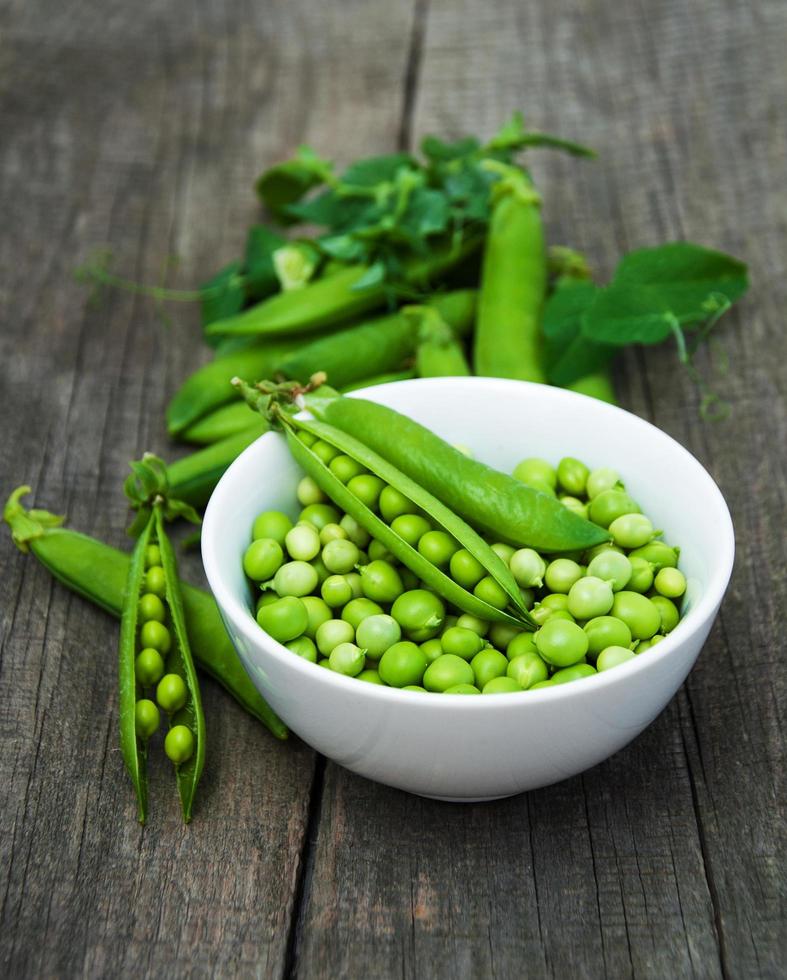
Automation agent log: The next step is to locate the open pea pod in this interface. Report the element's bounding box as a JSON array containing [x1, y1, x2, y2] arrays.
[[118, 513, 155, 824], [154, 506, 206, 823], [282, 414, 535, 630]]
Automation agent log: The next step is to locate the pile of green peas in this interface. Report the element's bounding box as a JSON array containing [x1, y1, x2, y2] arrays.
[[242, 450, 687, 694], [133, 543, 196, 762]]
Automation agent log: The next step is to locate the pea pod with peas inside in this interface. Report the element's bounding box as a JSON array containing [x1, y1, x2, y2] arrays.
[[238, 381, 535, 629], [3, 486, 287, 739], [299, 387, 609, 552]]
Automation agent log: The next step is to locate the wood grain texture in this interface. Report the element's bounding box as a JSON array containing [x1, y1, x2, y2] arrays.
[[1, 0, 784, 977]]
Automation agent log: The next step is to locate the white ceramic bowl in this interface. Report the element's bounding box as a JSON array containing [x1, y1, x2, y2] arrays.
[[202, 378, 734, 801]]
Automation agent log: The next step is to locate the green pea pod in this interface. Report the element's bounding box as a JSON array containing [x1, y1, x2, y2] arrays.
[[182, 401, 260, 445], [279, 415, 535, 629], [473, 163, 547, 382], [410, 306, 471, 377], [277, 290, 476, 391], [168, 422, 269, 506], [3, 487, 287, 740], [153, 506, 206, 823], [118, 513, 155, 823], [205, 236, 481, 341], [341, 370, 415, 392], [303, 391, 610, 553], [566, 369, 617, 405]]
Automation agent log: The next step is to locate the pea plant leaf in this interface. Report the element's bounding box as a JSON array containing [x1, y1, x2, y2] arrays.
[[255, 146, 334, 220], [243, 225, 285, 297], [340, 152, 416, 187], [582, 242, 749, 346], [543, 279, 617, 386], [199, 261, 245, 330]]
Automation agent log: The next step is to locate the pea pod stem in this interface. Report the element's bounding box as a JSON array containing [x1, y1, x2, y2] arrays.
[[473, 163, 547, 382], [3, 488, 287, 740], [119, 514, 154, 823]]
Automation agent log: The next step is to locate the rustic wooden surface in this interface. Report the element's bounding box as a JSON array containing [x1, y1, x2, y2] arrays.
[[1, 0, 784, 977]]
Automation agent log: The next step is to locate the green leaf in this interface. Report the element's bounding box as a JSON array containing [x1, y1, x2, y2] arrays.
[[350, 261, 387, 291], [319, 234, 367, 263], [543, 280, 616, 385], [484, 111, 595, 158], [200, 262, 244, 329], [543, 280, 599, 344], [341, 153, 416, 187], [255, 146, 333, 219], [399, 187, 450, 239], [421, 135, 481, 162], [244, 225, 285, 297], [581, 242, 748, 346]]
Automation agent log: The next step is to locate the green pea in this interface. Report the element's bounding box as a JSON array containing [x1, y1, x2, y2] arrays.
[[596, 645, 636, 672], [364, 539, 391, 563], [379, 485, 413, 523], [140, 620, 171, 655], [144, 545, 162, 570], [531, 604, 557, 627], [315, 618, 355, 656], [418, 530, 458, 568], [243, 538, 284, 582], [490, 542, 516, 564], [329, 454, 366, 483], [298, 430, 317, 447], [473, 576, 508, 610], [378, 641, 427, 687], [134, 699, 160, 739], [256, 591, 279, 612], [284, 524, 322, 562], [482, 676, 523, 693], [544, 558, 583, 594], [557, 457, 590, 497], [301, 596, 332, 638], [317, 658, 331, 669], [586, 467, 622, 499], [455, 613, 489, 637], [535, 619, 588, 667], [273, 560, 319, 597], [138, 592, 166, 623], [650, 595, 680, 633], [322, 539, 361, 575], [257, 596, 309, 642], [441, 626, 485, 661], [358, 560, 403, 604], [403, 685, 427, 692], [312, 440, 341, 465], [286, 636, 318, 662], [339, 513, 371, 548], [391, 590, 445, 641], [341, 598, 384, 631], [143, 565, 166, 598], [528, 680, 554, 690], [164, 724, 195, 764], [636, 634, 665, 654], [310, 555, 330, 585], [390, 513, 432, 546], [489, 622, 522, 651], [588, 489, 640, 528], [541, 593, 570, 611], [319, 523, 347, 545], [654, 567, 687, 598], [628, 541, 679, 571], [627, 556, 655, 593], [509, 548, 546, 588], [551, 663, 596, 684], [328, 642, 366, 676], [513, 457, 557, 490], [449, 549, 485, 589], [300, 503, 341, 531], [400, 568, 419, 592], [297, 476, 326, 506], [471, 649, 508, 688], [609, 514, 656, 549], [583, 542, 624, 563], [567, 576, 614, 619], [252, 510, 293, 545], [135, 648, 165, 687], [357, 669, 384, 685], [345, 572, 364, 598], [356, 614, 401, 659], [321, 574, 353, 608], [583, 616, 632, 658], [423, 654, 475, 692], [156, 673, 187, 713], [507, 652, 548, 689], [346, 474, 386, 511], [610, 592, 661, 640], [560, 496, 588, 519], [444, 684, 480, 694], [420, 638, 444, 664], [587, 550, 632, 592], [506, 631, 538, 660], [440, 615, 458, 635]]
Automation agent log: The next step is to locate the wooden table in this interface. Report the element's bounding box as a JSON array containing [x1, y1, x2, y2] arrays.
[[1, 1, 784, 976]]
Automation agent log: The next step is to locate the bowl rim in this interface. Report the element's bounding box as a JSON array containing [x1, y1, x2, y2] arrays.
[[202, 377, 735, 707]]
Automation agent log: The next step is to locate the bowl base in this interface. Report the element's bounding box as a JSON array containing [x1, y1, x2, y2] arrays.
[[414, 792, 515, 803]]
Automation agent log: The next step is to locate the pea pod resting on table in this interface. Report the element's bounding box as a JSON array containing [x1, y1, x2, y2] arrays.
[[3, 487, 287, 740], [120, 456, 206, 822], [236, 380, 535, 629], [299, 388, 609, 553]]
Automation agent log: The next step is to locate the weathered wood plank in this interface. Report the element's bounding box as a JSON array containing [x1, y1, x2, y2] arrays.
[[0, 0, 416, 976], [291, 0, 786, 977]]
